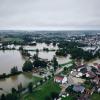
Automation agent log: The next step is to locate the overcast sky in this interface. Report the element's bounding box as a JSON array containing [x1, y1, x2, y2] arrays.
[[0, 0, 100, 30]]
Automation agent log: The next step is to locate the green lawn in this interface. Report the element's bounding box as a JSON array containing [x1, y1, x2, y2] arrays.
[[62, 96, 75, 100], [91, 93, 100, 100], [21, 79, 61, 100]]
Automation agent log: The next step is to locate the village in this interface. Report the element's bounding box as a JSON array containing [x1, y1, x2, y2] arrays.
[[53, 59, 100, 100]]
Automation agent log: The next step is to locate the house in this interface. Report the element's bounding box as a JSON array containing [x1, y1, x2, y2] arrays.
[[93, 63, 100, 71], [93, 76, 100, 85], [86, 71, 96, 78], [73, 85, 85, 93], [54, 76, 67, 84], [76, 72, 83, 77], [76, 64, 86, 71], [97, 88, 100, 93]]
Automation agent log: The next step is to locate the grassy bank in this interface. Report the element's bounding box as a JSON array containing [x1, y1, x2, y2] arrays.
[[21, 79, 61, 100]]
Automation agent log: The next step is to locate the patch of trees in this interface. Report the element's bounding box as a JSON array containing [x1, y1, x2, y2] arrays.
[[33, 60, 47, 68], [57, 42, 98, 61], [22, 35, 33, 43], [11, 66, 18, 74], [52, 42, 56, 46], [0, 67, 22, 79], [43, 47, 49, 52], [52, 56, 58, 70], [58, 41, 86, 48], [0, 83, 24, 100], [20, 50, 30, 57], [56, 49, 67, 56], [28, 82, 33, 93], [0, 88, 18, 100], [22, 60, 33, 72]]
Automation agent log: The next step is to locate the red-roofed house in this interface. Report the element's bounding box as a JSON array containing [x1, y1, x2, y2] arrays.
[[54, 76, 67, 84], [86, 71, 96, 78]]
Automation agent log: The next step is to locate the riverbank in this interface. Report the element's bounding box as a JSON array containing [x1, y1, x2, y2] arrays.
[[0, 71, 22, 79]]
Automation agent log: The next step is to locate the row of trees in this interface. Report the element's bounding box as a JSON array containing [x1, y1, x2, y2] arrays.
[[0, 66, 22, 79], [0, 83, 23, 100]]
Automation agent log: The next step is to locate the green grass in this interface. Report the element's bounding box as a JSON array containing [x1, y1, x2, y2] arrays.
[[91, 93, 100, 100], [59, 60, 73, 67], [21, 79, 61, 100], [62, 96, 75, 100], [2, 37, 23, 42], [83, 81, 93, 89], [32, 76, 42, 84]]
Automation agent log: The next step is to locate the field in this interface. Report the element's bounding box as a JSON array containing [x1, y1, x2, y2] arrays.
[[21, 79, 61, 100], [1, 37, 23, 42]]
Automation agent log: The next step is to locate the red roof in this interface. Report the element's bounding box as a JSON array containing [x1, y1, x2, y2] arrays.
[[87, 71, 96, 78], [93, 63, 98, 66], [55, 76, 64, 81], [97, 64, 100, 68]]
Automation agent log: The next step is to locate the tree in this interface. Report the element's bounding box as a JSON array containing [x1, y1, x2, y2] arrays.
[[11, 88, 17, 94], [56, 49, 67, 56], [18, 83, 23, 92], [0, 94, 6, 100], [19, 46, 23, 51], [40, 80, 43, 85], [36, 49, 39, 55], [22, 60, 33, 72], [6, 93, 18, 100], [43, 48, 49, 52], [33, 54, 38, 60], [21, 50, 30, 57], [11, 66, 18, 74], [45, 96, 52, 100], [33, 60, 47, 68], [28, 82, 33, 93], [51, 92, 59, 99], [52, 56, 58, 70]]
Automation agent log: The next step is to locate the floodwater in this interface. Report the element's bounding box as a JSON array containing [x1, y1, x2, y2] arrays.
[[0, 43, 71, 94], [0, 73, 35, 94], [0, 50, 25, 74]]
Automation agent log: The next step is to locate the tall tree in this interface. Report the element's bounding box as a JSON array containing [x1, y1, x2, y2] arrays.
[[52, 56, 58, 70]]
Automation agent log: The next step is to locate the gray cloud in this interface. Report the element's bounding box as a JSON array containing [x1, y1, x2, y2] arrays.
[[0, 0, 100, 30]]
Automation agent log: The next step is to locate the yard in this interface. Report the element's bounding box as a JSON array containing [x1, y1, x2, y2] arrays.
[[90, 93, 100, 100], [21, 79, 61, 100]]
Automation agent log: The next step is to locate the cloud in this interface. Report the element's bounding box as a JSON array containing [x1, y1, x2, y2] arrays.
[[0, 0, 100, 30]]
